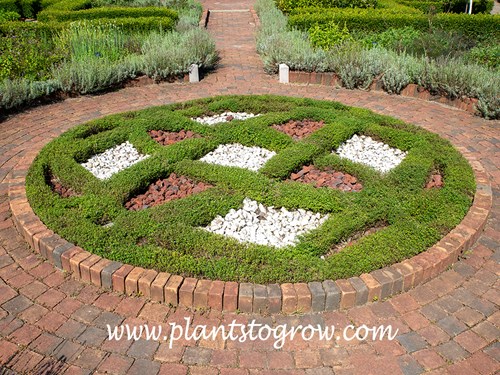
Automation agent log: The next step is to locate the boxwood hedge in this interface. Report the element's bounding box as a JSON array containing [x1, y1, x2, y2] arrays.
[[26, 95, 475, 283], [288, 8, 500, 42]]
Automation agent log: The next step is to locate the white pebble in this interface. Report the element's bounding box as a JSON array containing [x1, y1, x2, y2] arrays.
[[200, 143, 276, 172], [334, 135, 407, 173], [203, 198, 328, 248], [81, 141, 150, 180], [192, 112, 260, 126]]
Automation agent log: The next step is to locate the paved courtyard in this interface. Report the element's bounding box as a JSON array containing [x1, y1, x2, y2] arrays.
[[0, 1, 499, 374]]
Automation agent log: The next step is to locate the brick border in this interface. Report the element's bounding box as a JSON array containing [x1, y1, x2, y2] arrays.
[[286, 71, 480, 115], [7, 144, 492, 314]]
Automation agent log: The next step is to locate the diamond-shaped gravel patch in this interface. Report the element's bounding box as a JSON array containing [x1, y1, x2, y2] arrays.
[[148, 129, 202, 146], [272, 119, 325, 140], [81, 141, 149, 180], [289, 165, 362, 192], [125, 173, 212, 211], [204, 198, 328, 248], [199, 143, 276, 172], [335, 134, 407, 173], [192, 112, 259, 126]]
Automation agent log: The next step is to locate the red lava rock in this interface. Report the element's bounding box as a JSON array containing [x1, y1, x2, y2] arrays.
[[425, 173, 444, 189], [49, 175, 79, 198], [148, 129, 202, 146], [288, 165, 363, 192], [125, 173, 212, 211], [226, 115, 234, 122], [272, 119, 325, 140]]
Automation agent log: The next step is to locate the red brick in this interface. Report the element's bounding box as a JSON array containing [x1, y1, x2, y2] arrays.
[[193, 279, 211, 309], [336, 279, 356, 309], [208, 280, 224, 311], [138, 269, 158, 298], [79, 254, 101, 283], [455, 330, 487, 353], [359, 273, 381, 302], [412, 349, 446, 370], [294, 283, 311, 313], [125, 267, 146, 295], [281, 283, 297, 314], [61, 246, 83, 272], [179, 277, 198, 307], [112, 264, 134, 293], [164, 275, 184, 306], [223, 282, 238, 312], [69, 251, 91, 278], [32, 229, 53, 254], [150, 272, 170, 302], [89, 258, 111, 286]]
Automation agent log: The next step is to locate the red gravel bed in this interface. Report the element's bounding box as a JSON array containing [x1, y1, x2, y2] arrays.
[[272, 119, 325, 140], [125, 173, 212, 211], [426, 173, 444, 189], [48, 175, 79, 198], [148, 129, 202, 146], [289, 165, 363, 192]]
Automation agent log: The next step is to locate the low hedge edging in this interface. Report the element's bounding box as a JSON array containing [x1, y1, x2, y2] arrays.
[[7, 94, 493, 314], [8, 146, 492, 313]]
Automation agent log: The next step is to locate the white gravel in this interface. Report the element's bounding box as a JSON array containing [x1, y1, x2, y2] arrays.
[[335, 134, 407, 173], [192, 112, 260, 126], [81, 141, 150, 180], [199, 143, 276, 172], [204, 198, 328, 248]]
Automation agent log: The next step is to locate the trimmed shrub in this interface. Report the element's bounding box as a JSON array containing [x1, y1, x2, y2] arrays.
[[288, 8, 500, 42], [44, 0, 92, 10], [0, 0, 18, 12], [37, 5, 178, 22], [0, 26, 65, 80], [0, 9, 19, 20], [277, 0, 377, 12]]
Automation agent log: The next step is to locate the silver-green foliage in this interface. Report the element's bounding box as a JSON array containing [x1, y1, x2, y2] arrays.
[[254, 0, 500, 119], [0, 79, 60, 109], [141, 28, 217, 80]]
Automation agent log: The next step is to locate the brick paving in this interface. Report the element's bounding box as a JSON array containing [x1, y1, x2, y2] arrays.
[[0, 0, 499, 373]]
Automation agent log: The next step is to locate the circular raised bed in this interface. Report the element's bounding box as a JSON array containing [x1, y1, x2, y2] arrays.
[[18, 95, 488, 313]]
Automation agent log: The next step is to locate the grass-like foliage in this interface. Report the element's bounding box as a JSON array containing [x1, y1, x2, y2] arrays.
[[26, 95, 475, 283]]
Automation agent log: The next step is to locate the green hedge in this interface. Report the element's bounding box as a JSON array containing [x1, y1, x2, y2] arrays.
[[396, 0, 494, 14], [0, 19, 64, 35], [0, 16, 175, 35], [277, 0, 377, 12], [37, 5, 178, 22], [0, 0, 19, 12], [288, 8, 500, 41], [43, 0, 91, 11], [25, 95, 475, 283], [0, 0, 91, 18]]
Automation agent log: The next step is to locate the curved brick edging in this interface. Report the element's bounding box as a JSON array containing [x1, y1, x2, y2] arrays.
[[286, 71, 481, 116], [7, 144, 492, 315]]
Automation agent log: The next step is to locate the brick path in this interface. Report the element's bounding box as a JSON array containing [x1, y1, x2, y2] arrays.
[[0, 0, 499, 374]]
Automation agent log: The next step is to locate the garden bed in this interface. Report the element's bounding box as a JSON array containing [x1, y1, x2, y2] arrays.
[[26, 95, 476, 285]]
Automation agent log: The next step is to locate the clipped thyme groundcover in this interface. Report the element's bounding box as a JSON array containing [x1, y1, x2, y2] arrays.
[[26, 95, 475, 283]]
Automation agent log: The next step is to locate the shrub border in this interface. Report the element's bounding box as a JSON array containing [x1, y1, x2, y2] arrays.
[[286, 70, 481, 115], [8, 134, 491, 314]]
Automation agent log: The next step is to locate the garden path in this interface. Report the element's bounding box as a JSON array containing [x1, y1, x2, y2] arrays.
[[0, 0, 499, 374]]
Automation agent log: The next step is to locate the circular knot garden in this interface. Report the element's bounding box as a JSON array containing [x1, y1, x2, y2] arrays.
[[26, 95, 475, 286]]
